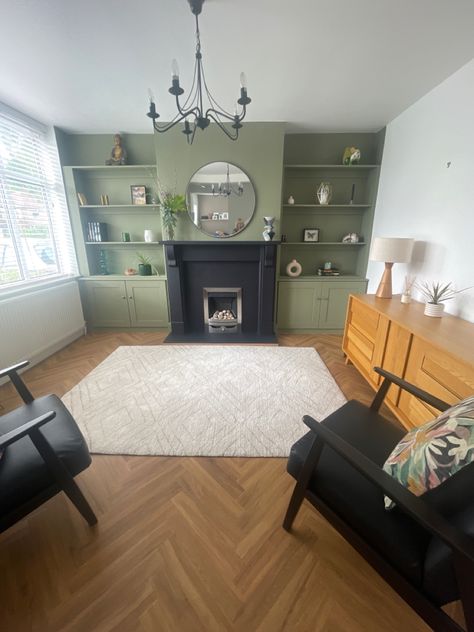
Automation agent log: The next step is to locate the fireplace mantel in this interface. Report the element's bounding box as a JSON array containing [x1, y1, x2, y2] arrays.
[[164, 241, 279, 343]]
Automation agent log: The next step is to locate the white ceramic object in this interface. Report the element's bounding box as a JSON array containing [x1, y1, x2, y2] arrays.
[[401, 292, 412, 304], [144, 229, 157, 242], [424, 302, 445, 317], [288, 195, 295, 205], [317, 182, 332, 205], [286, 259, 302, 278]]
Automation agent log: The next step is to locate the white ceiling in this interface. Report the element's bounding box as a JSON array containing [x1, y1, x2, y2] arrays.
[[0, 0, 473, 134]]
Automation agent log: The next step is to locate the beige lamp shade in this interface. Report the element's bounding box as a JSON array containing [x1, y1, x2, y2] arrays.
[[370, 237, 414, 263], [370, 237, 414, 298]]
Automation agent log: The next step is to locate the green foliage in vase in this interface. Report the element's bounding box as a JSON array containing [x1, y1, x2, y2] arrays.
[[417, 280, 470, 304], [159, 192, 187, 240]]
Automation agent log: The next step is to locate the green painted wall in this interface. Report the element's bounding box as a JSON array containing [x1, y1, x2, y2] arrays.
[[154, 123, 286, 241], [56, 131, 155, 166]]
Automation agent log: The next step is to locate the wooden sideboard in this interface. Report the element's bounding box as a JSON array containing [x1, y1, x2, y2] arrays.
[[342, 294, 474, 429]]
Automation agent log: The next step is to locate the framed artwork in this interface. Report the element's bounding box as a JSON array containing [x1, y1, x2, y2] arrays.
[[219, 212, 229, 220], [212, 212, 219, 220], [303, 228, 319, 242], [131, 185, 147, 205]]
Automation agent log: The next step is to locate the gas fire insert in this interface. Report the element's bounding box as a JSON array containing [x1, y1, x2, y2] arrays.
[[203, 287, 242, 333]]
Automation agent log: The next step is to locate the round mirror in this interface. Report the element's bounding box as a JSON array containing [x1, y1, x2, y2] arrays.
[[186, 162, 256, 238]]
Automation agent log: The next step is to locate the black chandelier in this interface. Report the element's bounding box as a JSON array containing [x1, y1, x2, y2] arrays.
[[146, 0, 251, 144], [211, 164, 244, 197]]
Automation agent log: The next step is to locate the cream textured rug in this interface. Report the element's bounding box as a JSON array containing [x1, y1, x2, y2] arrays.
[[62, 346, 346, 457]]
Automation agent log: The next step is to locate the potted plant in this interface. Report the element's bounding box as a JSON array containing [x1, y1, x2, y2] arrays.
[[159, 191, 187, 240], [136, 252, 153, 276], [417, 280, 470, 317]]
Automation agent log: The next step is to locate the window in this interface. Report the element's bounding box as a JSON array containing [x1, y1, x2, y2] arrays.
[[0, 104, 77, 287]]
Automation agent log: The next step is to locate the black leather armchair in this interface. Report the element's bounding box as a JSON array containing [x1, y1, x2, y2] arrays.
[[284, 367, 474, 632], [0, 361, 97, 533]]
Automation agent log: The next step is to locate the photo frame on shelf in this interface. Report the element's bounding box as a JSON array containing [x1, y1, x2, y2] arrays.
[[131, 185, 147, 205], [212, 212, 219, 220], [303, 228, 320, 242], [219, 212, 229, 220]]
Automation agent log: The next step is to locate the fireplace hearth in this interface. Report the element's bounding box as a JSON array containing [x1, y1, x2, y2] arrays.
[[163, 241, 278, 343]]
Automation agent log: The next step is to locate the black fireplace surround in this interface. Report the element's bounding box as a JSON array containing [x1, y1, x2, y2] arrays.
[[163, 241, 279, 343]]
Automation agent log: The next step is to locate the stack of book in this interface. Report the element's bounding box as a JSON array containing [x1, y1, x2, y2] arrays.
[[86, 222, 108, 242]]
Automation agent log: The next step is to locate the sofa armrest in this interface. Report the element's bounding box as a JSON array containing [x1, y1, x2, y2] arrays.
[[302, 414, 474, 564], [0, 360, 34, 404], [371, 367, 451, 413], [0, 411, 56, 449]]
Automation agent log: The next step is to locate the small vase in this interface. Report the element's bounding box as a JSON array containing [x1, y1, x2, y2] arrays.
[[401, 292, 411, 304], [317, 182, 332, 205], [424, 302, 444, 317], [144, 229, 157, 243], [287, 195, 295, 205], [138, 263, 152, 276], [286, 259, 302, 278]]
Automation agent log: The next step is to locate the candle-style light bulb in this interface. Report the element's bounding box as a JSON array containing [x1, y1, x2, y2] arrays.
[[240, 72, 247, 89], [148, 88, 155, 103], [171, 59, 180, 80]]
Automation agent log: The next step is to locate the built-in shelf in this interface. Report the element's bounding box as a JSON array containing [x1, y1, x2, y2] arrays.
[[278, 275, 367, 281], [80, 204, 158, 209], [69, 164, 157, 171], [84, 274, 167, 281], [85, 241, 161, 245], [282, 204, 370, 208], [281, 242, 366, 246], [284, 164, 380, 169]]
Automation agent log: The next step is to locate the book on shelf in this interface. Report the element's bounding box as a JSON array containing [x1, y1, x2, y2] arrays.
[[86, 221, 108, 242]]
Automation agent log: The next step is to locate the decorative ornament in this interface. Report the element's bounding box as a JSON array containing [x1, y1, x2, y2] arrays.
[[262, 217, 275, 241], [342, 232, 360, 243], [317, 182, 332, 205], [342, 147, 361, 165], [287, 195, 295, 205], [286, 259, 302, 278], [105, 133, 127, 165]]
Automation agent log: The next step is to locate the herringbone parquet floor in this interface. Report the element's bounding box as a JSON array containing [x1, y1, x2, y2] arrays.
[[0, 332, 432, 632]]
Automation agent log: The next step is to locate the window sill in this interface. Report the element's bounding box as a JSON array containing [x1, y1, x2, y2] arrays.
[[0, 275, 80, 301]]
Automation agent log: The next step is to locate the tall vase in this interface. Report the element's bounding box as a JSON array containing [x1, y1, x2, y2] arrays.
[[262, 216, 275, 241]]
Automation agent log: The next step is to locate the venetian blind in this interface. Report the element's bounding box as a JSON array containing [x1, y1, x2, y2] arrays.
[[0, 104, 77, 287]]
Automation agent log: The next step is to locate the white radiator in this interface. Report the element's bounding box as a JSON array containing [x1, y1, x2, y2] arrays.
[[0, 280, 85, 372]]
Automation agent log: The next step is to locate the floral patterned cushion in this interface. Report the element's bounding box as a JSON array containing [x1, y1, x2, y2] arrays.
[[383, 395, 474, 510]]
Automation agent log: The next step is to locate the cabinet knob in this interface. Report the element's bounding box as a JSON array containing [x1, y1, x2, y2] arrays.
[[122, 296, 126, 299], [129, 296, 133, 300]]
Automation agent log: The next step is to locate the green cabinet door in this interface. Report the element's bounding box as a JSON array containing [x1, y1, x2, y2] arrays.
[[318, 282, 367, 329], [82, 280, 130, 327], [277, 282, 321, 329], [127, 280, 169, 328]]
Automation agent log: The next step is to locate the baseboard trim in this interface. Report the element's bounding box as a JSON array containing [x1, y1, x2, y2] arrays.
[[0, 326, 85, 385]]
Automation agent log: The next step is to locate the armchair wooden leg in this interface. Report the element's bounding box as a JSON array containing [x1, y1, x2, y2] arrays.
[[283, 437, 323, 532], [454, 553, 474, 632], [283, 483, 308, 531], [30, 428, 98, 527]]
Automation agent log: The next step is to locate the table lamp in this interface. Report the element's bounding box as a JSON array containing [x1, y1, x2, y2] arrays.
[[370, 237, 414, 298]]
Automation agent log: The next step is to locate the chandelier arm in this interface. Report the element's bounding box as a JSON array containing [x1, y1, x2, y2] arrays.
[[205, 107, 236, 123], [153, 106, 199, 134], [178, 55, 200, 113], [207, 113, 239, 140]]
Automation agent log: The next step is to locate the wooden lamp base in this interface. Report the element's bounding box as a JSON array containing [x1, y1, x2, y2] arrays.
[[375, 262, 394, 298]]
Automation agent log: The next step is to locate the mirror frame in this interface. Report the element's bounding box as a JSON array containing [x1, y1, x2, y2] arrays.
[[186, 161, 257, 239]]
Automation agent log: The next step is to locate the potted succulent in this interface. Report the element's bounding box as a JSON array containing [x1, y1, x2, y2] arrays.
[[159, 191, 187, 240], [417, 281, 470, 317], [136, 252, 153, 276]]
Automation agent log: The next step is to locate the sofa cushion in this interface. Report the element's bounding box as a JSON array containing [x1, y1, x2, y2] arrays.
[[382, 395, 474, 510], [287, 401, 431, 585], [0, 395, 91, 516]]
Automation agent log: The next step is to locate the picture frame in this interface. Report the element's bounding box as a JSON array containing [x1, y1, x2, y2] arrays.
[[220, 212, 229, 220], [303, 228, 320, 242], [212, 212, 220, 220], [131, 185, 147, 206]]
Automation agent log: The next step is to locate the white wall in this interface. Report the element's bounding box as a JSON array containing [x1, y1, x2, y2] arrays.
[[367, 59, 474, 322]]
